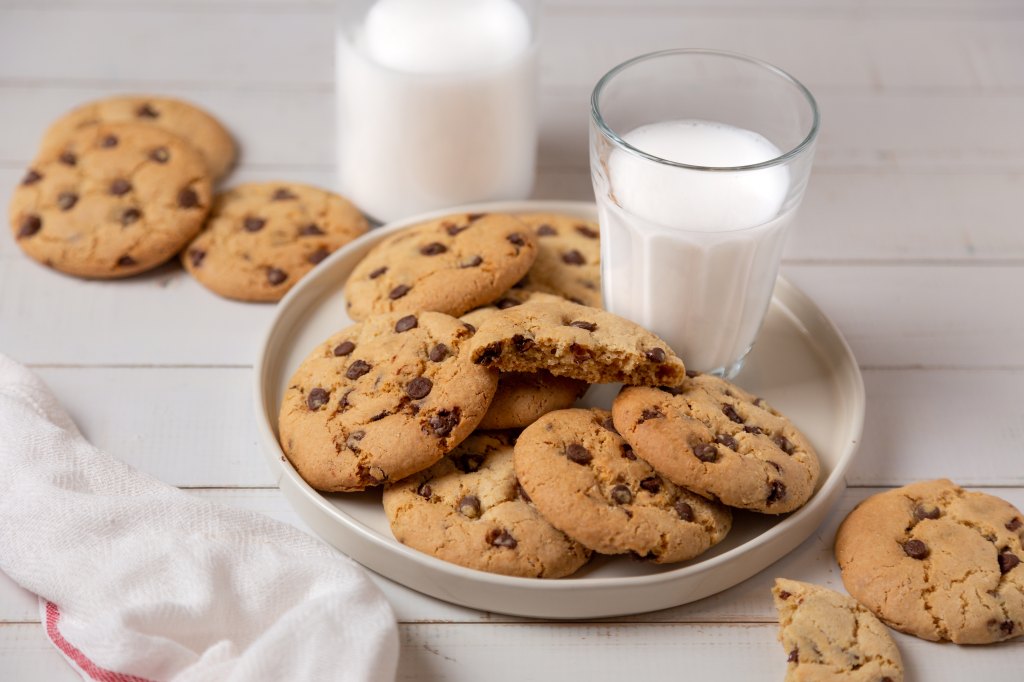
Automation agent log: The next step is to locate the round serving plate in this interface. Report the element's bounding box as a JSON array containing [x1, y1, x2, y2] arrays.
[[254, 200, 864, 619]]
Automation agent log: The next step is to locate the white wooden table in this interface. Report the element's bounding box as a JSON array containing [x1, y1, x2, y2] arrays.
[[2, 0, 1023, 678]]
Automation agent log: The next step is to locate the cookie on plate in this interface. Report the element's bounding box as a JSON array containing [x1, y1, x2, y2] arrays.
[[42, 95, 237, 181], [514, 408, 731, 563], [344, 212, 537, 320], [278, 312, 498, 491], [773, 578, 904, 682], [383, 431, 591, 578], [835, 479, 1024, 644], [612, 373, 819, 514], [182, 182, 368, 302], [10, 122, 212, 279], [515, 212, 602, 308]]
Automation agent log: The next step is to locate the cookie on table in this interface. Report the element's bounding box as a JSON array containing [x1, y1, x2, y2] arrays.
[[612, 373, 819, 514], [278, 312, 498, 492], [182, 182, 368, 302], [773, 578, 904, 682], [42, 95, 237, 181], [514, 408, 731, 563], [468, 293, 686, 386], [515, 212, 602, 308], [383, 431, 591, 578], [344, 212, 537, 320], [835, 479, 1024, 644], [9, 122, 212, 279]]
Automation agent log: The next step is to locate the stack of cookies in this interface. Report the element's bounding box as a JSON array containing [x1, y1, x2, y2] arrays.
[[278, 210, 823, 579], [8, 95, 367, 301]]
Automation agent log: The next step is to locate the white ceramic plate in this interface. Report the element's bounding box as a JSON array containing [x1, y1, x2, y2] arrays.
[[254, 200, 864, 619]]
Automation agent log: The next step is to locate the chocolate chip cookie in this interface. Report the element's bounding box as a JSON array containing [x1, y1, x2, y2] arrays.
[[383, 431, 591, 578], [514, 408, 731, 563], [344, 212, 538, 320], [10, 122, 212, 279], [612, 373, 820, 514], [514, 212, 602, 308], [42, 95, 237, 181], [773, 578, 904, 681], [278, 312, 499, 491], [835, 479, 1024, 644], [468, 294, 686, 386], [182, 182, 368, 302]]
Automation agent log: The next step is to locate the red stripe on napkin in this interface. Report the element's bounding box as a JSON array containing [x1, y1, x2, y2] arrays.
[[45, 601, 155, 682]]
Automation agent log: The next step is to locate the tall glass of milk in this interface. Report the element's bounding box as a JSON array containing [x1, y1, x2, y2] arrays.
[[336, 0, 539, 223], [590, 49, 819, 378]]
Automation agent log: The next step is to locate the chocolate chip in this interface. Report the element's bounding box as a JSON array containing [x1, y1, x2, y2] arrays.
[[462, 322, 476, 334], [307, 387, 329, 410], [639, 477, 661, 494], [565, 443, 592, 465], [458, 495, 482, 519], [57, 192, 78, 211], [339, 389, 353, 410], [512, 334, 534, 352], [417, 482, 432, 499], [243, 216, 266, 232], [120, 208, 142, 226], [116, 255, 136, 267], [536, 224, 557, 236], [773, 435, 795, 455], [659, 385, 684, 396], [753, 397, 767, 408], [715, 433, 738, 450], [610, 484, 632, 505], [453, 452, 485, 473], [494, 297, 520, 309], [788, 649, 799, 663], [767, 480, 787, 505], [346, 359, 372, 380], [601, 416, 618, 434], [100, 134, 118, 148], [902, 539, 929, 560], [475, 342, 502, 365], [445, 222, 468, 236], [428, 343, 450, 362], [429, 408, 461, 437], [562, 249, 585, 265], [487, 528, 517, 549], [569, 320, 598, 332], [267, 268, 287, 285], [575, 224, 599, 239], [308, 247, 330, 265], [743, 425, 763, 435], [420, 242, 447, 256], [21, 169, 41, 185], [999, 550, 1020, 574], [692, 443, 718, 462], [149, 147, 169, 163], [1007, 518, 1022, 532], [621, 444, 637, 460], [675, 501, 695, 522], [778, 591, 791, 600], [638, 407, 664, 423], [722, 404, 743, 424], [395, 315, 417, 332], [406, 376, 433, 399], [109, 179, 132, 196], [59, 151, 77, 166], [645, 347, 666, 363], [467, 212, 487, 221], [272, 187, 297, 200], [334, 341, 355, 357], [460, 255, 483, 268], [913, 505, 941, 521], [389, 284, 411, 299], [346, 430, 365, 451], [299, 223, 324, 236], [999, 620, 1015, 635], [136, 102, 159, 118], [506, 232, 526, 247], [177, 187, 200, 209], [369, 266, 387, 279], [188, 248, 205, 268]]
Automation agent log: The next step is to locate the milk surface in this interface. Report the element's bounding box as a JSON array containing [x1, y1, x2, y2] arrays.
[[337, 0, 537, 222], [597, 119, 793, 375]]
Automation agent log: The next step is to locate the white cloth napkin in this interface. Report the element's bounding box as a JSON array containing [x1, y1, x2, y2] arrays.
[[0, 354, 399, 682]]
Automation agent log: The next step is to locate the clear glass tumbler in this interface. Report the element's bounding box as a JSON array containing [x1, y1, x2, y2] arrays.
[[590, 49, 819, 378]]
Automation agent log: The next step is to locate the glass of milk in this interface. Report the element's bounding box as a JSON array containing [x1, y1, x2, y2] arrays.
[[336, 0, 539, 223], [590, 49, 819, 378]]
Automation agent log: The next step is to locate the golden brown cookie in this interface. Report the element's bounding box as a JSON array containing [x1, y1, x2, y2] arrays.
[[10, 122, 211, 279], [835, 480, 1024, 644], [383, 431, 591, 578], [278, 312, 498, 491], [182, 182, 368, 302], [515, 212, 602, 308]]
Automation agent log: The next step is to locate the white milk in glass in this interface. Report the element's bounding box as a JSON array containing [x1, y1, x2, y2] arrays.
[[598, 119, 792, 374], [336, 0, 537, 222]]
